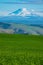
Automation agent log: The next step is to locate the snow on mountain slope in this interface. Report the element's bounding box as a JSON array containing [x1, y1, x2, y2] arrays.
[[9, 8, 31, 16], [9, 8, 43, 17]]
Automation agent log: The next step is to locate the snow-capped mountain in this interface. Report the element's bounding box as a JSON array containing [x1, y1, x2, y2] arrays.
[[9, 8, 43, 17], [9, 8, 32, 16]]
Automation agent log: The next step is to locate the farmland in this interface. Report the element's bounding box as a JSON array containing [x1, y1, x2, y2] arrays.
[[0, 34, 43, 65]]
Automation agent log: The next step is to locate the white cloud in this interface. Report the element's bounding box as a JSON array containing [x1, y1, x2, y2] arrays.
[[35, 12, 43, 16], [0, 11, 9, 16], [31, 9, 43, 17]]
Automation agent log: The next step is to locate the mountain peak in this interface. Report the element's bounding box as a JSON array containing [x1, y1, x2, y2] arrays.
[[9, 8, 31, 16], [8, 8, 43, 17], [19, 8, 31, 16]]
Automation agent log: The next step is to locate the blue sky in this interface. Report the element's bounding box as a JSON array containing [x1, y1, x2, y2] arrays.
[[0, 0, 43, 16], [0, 0, 43, 3]]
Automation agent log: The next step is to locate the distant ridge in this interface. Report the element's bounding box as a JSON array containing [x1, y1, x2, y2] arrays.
[[0, 22, 43, 35]]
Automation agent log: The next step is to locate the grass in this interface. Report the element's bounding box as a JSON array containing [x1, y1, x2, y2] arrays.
[[0, 34, 43, 65]]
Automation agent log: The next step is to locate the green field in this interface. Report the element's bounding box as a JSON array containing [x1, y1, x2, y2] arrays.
[[0, 34, 43, 65]]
